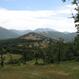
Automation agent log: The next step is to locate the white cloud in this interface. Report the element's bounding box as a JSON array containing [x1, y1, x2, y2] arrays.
[[0, 6, 77, 32]]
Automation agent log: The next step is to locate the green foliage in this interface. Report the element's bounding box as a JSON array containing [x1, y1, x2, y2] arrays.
[[0, 61, 79, 79], [0, 34, 78, 65], [62, 0, 78, 4], [62, 0, 66, 2], [62, 0, 79, 32]]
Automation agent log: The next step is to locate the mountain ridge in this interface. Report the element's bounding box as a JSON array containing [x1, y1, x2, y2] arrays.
[[0, 27, 77, 42], [0, 27, 19, 39]]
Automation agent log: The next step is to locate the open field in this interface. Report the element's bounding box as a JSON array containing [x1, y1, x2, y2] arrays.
[[0, 61, 79, 79]]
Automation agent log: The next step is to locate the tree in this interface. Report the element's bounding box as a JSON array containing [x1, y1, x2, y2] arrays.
[[57, 38, 64, 63], [62, 0, 79, 32], [0, 47, 6, 67], [62, 0, 79, 61], [34, 51, 39, 64], [73, 35, 79, 60]]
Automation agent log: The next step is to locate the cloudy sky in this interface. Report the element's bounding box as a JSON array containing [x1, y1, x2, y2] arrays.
[[0, 0, 77, 32]]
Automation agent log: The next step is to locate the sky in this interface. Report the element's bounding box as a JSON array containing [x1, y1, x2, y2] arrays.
[[0, 0, 77, 32]]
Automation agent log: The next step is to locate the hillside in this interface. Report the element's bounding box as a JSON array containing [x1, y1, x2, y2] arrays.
[[19, 32, 51, 41], [12, 28, 77, 42], [18, 32, 54, 48], [0, 27, 19, 39], [0, 27, 77, 41], [33, 28, 77, 42], [35, 31, 77, 42], [11, 29, 32, 35], [0, 32, 55, 54]]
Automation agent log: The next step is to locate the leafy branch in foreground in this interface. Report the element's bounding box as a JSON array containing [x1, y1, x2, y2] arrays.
[[62, 0, 79, 32]]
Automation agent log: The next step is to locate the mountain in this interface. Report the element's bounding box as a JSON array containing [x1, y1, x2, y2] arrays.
[[34, 28, 77, 42], [34, 28, 54, 32], [0, 27, 19, 39], [19, 32, 51, 41], [19, 30, 77, 43], [37, 31, 77, 42], [11, 29, 32, 35], [10, 28, 77, 42], [19, 32, 55, 48], [0, 27, 77, 42], [10, 28, 56, 35]]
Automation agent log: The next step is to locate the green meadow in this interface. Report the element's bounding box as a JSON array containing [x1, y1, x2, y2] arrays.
[[0, 61, 79, 79]]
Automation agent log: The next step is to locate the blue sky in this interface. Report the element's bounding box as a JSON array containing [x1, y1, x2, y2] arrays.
[[0, 0, 64, 10], [0, 0, 77, 32]]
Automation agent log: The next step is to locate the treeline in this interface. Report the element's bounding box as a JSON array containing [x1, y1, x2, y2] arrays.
[[0, 35, 79, 67]]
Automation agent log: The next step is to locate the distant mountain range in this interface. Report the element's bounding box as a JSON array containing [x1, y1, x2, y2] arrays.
[[0, 27, 77, 42], [0, 27, 19, 39], [10, 29, 32, 35], [34, 29, 77, 42]]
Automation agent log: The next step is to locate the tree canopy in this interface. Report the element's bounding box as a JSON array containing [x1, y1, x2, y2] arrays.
[[62, 0, 79, 32]]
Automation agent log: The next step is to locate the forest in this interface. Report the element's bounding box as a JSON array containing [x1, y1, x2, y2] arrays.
[[0, 34, 79, 67], [0, 0, 79, 79]]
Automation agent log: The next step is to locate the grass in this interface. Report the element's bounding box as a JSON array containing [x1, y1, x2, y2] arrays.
[[0, 61, 79, 79]]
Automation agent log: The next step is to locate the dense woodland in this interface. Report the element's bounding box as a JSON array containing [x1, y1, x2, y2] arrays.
[[0, 33, 79, 67], [0, 0, 79, 68], [0, 1, 79, 79]]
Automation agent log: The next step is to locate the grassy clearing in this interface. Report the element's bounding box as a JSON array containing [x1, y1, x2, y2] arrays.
[[0, 61, 79, 79]]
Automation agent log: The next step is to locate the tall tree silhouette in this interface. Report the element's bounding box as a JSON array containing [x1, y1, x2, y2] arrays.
[[62, 0, 79, 32]]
